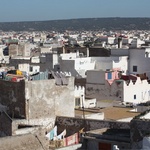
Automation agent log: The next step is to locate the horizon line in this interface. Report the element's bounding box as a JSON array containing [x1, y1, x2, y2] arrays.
[[0, 17, 150, 23]]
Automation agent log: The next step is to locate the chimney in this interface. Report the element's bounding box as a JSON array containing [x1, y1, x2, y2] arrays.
[[118, 37, 122, 48], [87, 47, 89, 57]]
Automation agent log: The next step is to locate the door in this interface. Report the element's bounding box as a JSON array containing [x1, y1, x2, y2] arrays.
[[99, 142, 111, 150]]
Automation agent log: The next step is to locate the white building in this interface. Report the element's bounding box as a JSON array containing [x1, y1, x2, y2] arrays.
[[121, 77, 150, 104], [129, 38, 145, 48], [60, 53, 95, 78], [40, 47, 52, 53], [18, 63, 40, 75], [91, 56, 128, 74], [31, 56, 40, 63], [86, 70, 122, 100], [110, 47, 150, 79], [69, 34, 79, 40], [86, 69, 150, 104], [24, 43, 37, 57], [129, 48, 150, 78], [74, 86, 96, 109], [0, 45, 9, 64], [107, 37, 115, 44]]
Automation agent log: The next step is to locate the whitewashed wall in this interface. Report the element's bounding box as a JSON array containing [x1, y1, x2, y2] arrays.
[[86, 71, 150, 104], [74, 86, 96, 108], [31, 56, 40, 63], [60, 53, 77, 60], [18, 63, 30, 72], [112, 56, 128, 74], [91, 56, 128, 73], [123, 78, 150, 104], [18, 63, 40, 74], [60, 57, 95, 78], [129, 48, 150, 78], [74, 86, 85, 100]]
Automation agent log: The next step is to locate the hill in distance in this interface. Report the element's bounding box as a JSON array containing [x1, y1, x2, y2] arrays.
[[0, 18, 150, 31]]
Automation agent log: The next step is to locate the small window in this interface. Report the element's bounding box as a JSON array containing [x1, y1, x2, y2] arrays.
[[67, 50, 70, 53], [30, 66, 33, 72], [107, 72, 112, 80], [134, 95, 136, 99], [145, 52, 149, 57], [75, 98, 80, 106], [133, 66, 137, 72], [90, 103, 94, 105]]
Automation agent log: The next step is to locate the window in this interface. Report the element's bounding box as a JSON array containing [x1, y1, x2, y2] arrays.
[[133, 66, 137, 72], [75, 98, 80, 107], [107, 72, 112, 80], [134, 95, 136, 99], [30, 66, 33, 72], [90, 103, 94, 105], [145, 52, 149, 58]]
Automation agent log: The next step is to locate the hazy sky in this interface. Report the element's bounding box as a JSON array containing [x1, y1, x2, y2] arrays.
[[0, 0, 150, 22]]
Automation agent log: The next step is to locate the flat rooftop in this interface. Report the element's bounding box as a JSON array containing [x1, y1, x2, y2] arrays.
[[87, 128, 130, 137], [75, 106, 140, 121], [100, 106, 140, 120], [85, 128, 130, 143]]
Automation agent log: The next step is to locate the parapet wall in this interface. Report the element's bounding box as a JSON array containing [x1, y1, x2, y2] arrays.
[[130, 119, 150, 149], [0, 133, 48, 150], [25, 77, 75, 120], [55, 116, 130, 136], [0, 80, 26, 118]]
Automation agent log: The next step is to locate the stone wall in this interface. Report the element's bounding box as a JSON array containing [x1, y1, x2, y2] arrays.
[[0, 112, 12, 136], [0, 77, 75, 137], [0, 133, 48, 150], [86, 79, 123, 101], [25, 77, 75, 120], [9, 58, 30, 69], [0, 80, 26, 118], [0, 77, 74, 120], [9, 44, 18, 57], [130, 119, 150, 149], [55, 116, 130, 136], [89, 48, 110, 57]]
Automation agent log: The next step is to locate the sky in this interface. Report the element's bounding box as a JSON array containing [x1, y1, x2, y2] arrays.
[[0, 0, 150, 22]]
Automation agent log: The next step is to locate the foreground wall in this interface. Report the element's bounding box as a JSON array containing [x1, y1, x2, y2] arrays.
[[0, 77, 74, 120], [0, 80, 26, 118], [0, 133, 48, 150], [25, 77, 75, 120], [55, 116, 130, 136], [130, 119, 150, 149], [0, 112, 12, 136]]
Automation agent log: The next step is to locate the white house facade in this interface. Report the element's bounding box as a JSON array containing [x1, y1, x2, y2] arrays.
[[91, 56, 128, 74], [60, 53, 95, 78], [74, 86, 96, 109], [129, 48, 150, 79]]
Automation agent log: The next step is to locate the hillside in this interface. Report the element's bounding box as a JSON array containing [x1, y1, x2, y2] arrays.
[[0, 18, 150, 31]]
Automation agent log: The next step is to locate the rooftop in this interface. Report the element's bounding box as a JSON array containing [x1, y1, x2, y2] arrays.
[[75, 106, 140, 121], [87, 128, 130, 137], [101, 106, 140, 120], [85, 128, 130, 143]]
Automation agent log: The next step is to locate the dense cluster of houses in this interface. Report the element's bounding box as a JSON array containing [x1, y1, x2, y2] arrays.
[[1, 30, 150, 149]]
